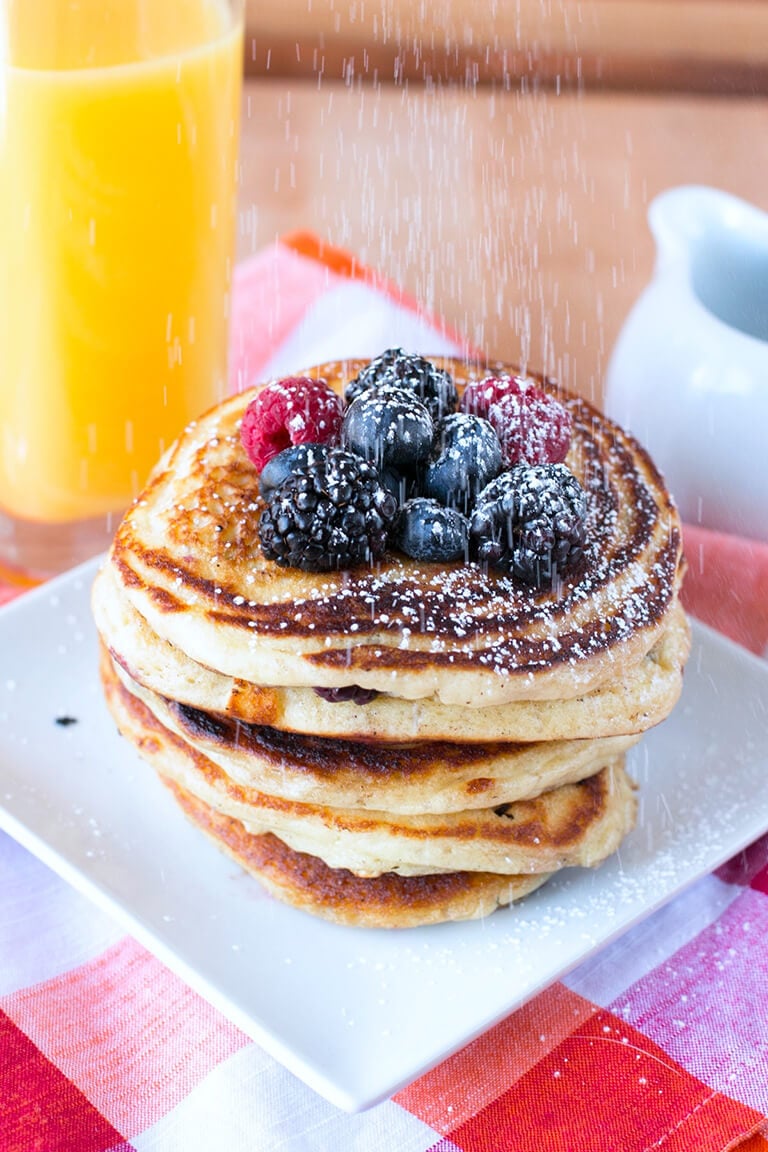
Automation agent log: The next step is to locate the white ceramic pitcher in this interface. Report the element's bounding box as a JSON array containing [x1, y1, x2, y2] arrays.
[[605, 185, 768, 542]]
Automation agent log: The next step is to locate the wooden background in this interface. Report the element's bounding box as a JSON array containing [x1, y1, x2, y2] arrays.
[[236, 2, 768, 405], [243, 0, 768, 93]]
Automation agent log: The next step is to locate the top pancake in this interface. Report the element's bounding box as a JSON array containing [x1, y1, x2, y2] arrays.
[[94, 561, 690, 743], [108, 357, 685, 707]]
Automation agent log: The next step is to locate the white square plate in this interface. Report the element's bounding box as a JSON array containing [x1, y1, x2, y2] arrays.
[[1, 557, 768, 1112]]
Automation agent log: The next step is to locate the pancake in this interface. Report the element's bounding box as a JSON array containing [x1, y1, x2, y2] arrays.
[[106, 357, 686, 707], [93, 558, 690, 744], [165, 783, 552, 928], [92, 351, 685, 926], [102, 652, 637, 879], [112, 652, 640, 813]]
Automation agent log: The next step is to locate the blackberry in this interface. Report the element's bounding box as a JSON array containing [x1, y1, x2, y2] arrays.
[[423, 413, 502, 513], [345, 348, 458, 421], [341, 385, 433, 474], [258, 443, 329, 499], [394, 497, 469, 563], [259, 449, 397, 572], [470, 464, 587, 588]]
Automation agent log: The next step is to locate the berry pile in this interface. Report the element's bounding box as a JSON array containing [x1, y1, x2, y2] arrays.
[[241, 349, 588, 586]]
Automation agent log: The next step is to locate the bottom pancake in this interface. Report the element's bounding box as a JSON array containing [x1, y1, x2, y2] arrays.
[[165, 780, 551, 928]]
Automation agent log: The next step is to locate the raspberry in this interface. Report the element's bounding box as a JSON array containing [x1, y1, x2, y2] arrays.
[[258, 448, 397, 572], [240, 377, 343, 472], [461, 375, 573, 465], [470, 464, 586, 588], [460, 373, 525, 418], [487, 383, 572, 466]]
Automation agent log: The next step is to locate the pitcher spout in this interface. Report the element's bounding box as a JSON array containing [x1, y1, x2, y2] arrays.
[[648, 185, 768, 344], [648, 184, 768, 272]]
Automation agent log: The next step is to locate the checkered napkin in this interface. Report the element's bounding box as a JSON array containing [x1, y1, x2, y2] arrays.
[[2, 234, 768, 1152]]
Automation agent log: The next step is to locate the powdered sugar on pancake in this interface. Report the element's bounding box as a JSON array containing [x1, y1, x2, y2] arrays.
[[109, 358, 685, 705]]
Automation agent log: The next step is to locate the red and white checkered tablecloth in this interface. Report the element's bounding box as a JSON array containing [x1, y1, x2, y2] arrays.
[[2, 234, 768, 1152]]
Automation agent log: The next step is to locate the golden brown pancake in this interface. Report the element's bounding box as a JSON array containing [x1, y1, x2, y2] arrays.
[[93, 561, 690, 744], [92, 353, 686, 926], [113, 653, 640, 813], [105, 357, 686, 707], [101, 650, 637, 879], [165, 783, 552, 928]]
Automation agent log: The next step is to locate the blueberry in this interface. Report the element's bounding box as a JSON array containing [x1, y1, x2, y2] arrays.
[[422, 413, 502, 513], [258, 443, 330, 499], [341, 385, 433, 474], [394, 497, 469, 563]]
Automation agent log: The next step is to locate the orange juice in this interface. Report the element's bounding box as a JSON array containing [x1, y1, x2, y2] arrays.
[[0, 0, 243, 523]]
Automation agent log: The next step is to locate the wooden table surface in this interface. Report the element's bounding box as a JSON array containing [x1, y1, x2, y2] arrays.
[[236, 76, 767, 407]]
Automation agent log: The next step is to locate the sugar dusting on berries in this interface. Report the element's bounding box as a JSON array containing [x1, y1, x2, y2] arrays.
[[470, 464, 586, 587], [246, 356, 579, 584], [461, 373, 527, 418], [345, 348, 459, 421], [258, 448, 397, 572], [487, 382, 572, 467]]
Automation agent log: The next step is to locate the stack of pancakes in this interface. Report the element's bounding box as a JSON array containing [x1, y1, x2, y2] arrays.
[[92, 356, 690, 928]]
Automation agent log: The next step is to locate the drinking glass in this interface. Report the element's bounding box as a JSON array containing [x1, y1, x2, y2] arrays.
[[0, 0, 244, 583]]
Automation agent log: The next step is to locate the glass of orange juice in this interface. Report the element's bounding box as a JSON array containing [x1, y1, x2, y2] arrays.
[[0, 0, 244, 584]]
